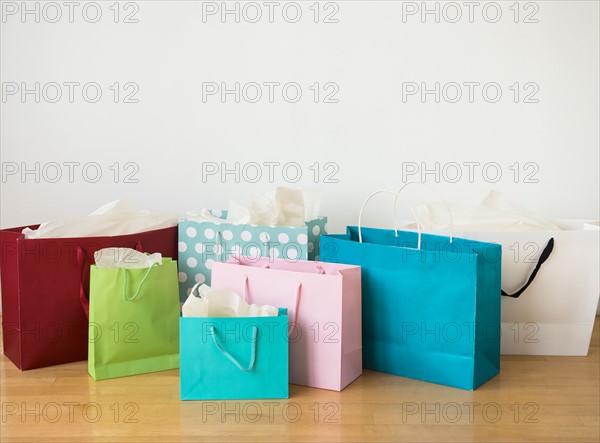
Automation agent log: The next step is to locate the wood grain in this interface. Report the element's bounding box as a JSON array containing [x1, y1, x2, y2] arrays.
[[1, 316, 598, 443]]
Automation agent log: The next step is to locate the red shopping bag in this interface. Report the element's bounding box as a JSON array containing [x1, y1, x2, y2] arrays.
[[0, 225, 177, 370]]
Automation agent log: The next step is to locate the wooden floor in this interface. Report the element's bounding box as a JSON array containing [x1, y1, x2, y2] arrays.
[[1, 318, 598, 443]]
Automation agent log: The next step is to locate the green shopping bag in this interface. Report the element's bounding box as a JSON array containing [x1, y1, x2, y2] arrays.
[[88, 258, 180, 380], [180, 309, 289, 400]]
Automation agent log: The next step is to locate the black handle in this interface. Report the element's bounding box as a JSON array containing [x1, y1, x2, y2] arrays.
[[502, 238, 554, 298]]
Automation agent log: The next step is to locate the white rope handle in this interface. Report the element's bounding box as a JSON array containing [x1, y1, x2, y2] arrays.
[[393, 182, 454, 243], [358, 190, 422, 249], [216, 230, 224, 262], [190, 282, 203, 298]]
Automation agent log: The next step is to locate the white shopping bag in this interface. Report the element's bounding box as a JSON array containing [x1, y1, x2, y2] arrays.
[[449, 221, 599, 356], [403, 192, 599, 356]]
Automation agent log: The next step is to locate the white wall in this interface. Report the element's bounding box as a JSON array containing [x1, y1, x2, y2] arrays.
[[1, 1, 598, 233], [2, 2, 598, 315]]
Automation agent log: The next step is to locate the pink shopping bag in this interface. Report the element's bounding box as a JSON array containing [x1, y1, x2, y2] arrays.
[[211, 257, 362, 391]]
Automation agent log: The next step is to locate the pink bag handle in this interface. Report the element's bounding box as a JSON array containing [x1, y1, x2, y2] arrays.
[[288, 282, 302, 337], [243, 275, 302, 337], [234, 257, 330, 274], [242, 274, 250, 303]]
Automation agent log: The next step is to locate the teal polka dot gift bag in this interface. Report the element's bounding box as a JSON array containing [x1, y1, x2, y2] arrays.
[[177, 210, 327, 302]]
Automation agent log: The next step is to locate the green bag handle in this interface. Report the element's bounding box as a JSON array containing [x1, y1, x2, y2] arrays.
[[209, 325, 258, 372], [121, 263, 159, 302]]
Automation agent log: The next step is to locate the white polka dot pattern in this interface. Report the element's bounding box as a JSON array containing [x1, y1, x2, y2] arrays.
[[177, 215, 328, 303], [186, 257, 197, 268]]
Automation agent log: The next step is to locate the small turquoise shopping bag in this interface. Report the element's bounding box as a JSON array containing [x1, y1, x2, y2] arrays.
[[180, 309, 289, 400]]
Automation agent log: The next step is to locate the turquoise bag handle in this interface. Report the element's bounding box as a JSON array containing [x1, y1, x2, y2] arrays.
[[210, 325, 258, 372]]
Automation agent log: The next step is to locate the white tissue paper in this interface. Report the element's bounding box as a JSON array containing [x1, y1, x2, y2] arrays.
[[182, 284, 278, 318], [186, 187, 321, 227], [22, 199, 178, 239], [407, 191, 561, 232], [94, 248, 162, 269]]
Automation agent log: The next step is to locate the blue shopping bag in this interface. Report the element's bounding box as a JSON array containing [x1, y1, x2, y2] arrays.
[[180, 309, 289, 400], [320, 191, 501, 390]]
